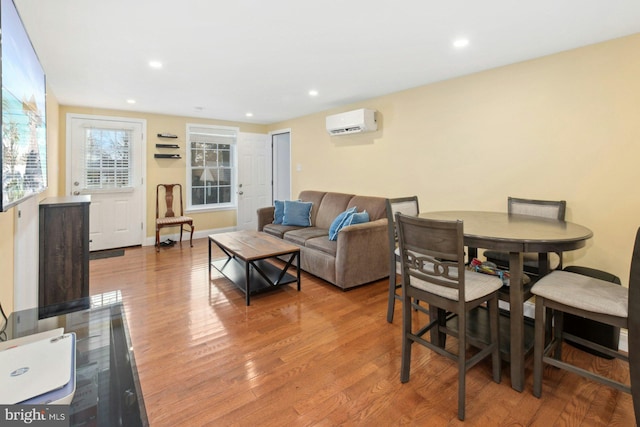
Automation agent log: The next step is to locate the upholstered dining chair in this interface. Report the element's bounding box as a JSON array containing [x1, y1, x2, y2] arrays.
[[155, 183, 194, 252], [386, 196, 421, 323], [396, 213, 502, 421], [532, 227, 640, 424], [484, 197, 567, 276]]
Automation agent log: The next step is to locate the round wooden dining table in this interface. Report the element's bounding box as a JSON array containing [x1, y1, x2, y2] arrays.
[[418, 210, 594, 392]]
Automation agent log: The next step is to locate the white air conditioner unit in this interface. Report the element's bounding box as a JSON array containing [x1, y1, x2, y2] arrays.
[[326, 108, 377, 136]]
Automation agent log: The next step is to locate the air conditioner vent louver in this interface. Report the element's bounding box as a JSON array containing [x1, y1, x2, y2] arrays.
[[330, 126, 364, 135]]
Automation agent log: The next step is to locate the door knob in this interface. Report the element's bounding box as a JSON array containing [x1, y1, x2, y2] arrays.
[[238, 191, 244, 195], [73, 191, 80, 195]]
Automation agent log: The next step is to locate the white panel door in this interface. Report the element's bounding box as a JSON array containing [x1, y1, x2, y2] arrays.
[[68, 115, 145, 251], [237, 133, 270, 230], [271, 130, 291, 202]]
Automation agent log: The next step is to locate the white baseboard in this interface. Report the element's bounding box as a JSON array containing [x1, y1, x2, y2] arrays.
[[500, 300, 628, 352]]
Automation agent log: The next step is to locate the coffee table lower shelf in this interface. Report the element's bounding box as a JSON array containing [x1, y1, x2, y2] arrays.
[[211, 257, 299, 304]]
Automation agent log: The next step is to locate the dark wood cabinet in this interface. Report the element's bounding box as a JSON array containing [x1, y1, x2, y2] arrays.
[[39, 196, 91, 318]]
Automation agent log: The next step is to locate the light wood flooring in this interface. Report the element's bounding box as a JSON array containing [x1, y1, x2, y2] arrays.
[[90, 238, 635, 426]]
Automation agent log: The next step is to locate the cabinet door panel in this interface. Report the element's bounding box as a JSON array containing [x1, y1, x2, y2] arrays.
[[39, 196, 90, 318]]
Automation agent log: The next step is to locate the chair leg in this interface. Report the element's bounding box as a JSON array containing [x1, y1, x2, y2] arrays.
[[554, 311, 564, 361], [429, 307, 447, 348], [387, 270, 398, 323], [189, 225, 194, 247], [630, 332, 640, 425], [457, 310, 466, 421], [545, 306, 553, 349], [533, 296, 545, 398], [179, 225, 184, 244], [489, 296, 501, 383], [400, 292, 412, 383], [155, 227, 160, 252]]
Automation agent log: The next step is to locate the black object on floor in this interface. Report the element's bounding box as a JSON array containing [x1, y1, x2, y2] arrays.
[[160, 239, 176, 247], [90, 249, 125, 260], [562, 265, 621, 359]]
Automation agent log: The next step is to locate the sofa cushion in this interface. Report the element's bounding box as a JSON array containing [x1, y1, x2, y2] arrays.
[[298, 191, 327, 226], [262, 223, 303, 239], [329, 206, 357, 241], [283, 227, 328, 246], [273, 200, 285, 224], [283, 200, 313, 226], [305, 236, 337, 257], [315, 192, 355, 229], [347, 195, 387, 221]]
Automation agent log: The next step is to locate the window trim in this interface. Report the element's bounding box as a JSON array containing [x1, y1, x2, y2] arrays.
[[185, 123, 239, 211]]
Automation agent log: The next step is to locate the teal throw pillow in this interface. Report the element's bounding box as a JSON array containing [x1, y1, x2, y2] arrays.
[[343, 210, 369, 227], [329, 206, 357, 241], [282, 201, 313, 226], [273, 200, 285, 224]]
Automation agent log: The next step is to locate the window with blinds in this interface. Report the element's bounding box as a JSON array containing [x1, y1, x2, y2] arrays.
[[84, 128, 131, 189], [187, 124, 237, 210]]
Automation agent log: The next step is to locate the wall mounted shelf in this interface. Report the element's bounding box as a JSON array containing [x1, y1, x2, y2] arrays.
[[157, 133, 178, 138], [154, 154, 181, 159], [155, 143, 179, 149]]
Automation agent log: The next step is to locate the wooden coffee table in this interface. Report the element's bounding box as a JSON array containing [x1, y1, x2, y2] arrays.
[[208, 230, 301, 305]]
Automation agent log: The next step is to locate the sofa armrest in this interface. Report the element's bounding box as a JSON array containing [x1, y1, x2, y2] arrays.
[[257, 206, 275, 231], [335, 218, 390, 288]]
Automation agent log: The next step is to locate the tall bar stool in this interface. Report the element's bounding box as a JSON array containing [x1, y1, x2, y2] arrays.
[[531, 228, 640, 425]]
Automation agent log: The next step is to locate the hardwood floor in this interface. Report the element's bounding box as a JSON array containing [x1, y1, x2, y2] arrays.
[[90, 238, 635, 426]]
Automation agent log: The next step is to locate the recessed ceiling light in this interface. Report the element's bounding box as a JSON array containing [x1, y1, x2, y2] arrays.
[[245, 112, 253, 117], [308, 90, 319, 97], [453, 39, 469, 48], [126, 99, 136, 104], [149, 60, 163, 69]]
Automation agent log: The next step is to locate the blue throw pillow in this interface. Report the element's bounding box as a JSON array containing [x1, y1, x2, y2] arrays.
[[282, 201, 313, 226], [273, 200, 285, 224], [342, 210, 370, 228], [329, 207, 357, 241]]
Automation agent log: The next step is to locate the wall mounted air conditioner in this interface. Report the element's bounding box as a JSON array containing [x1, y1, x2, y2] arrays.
[[326, 108, 377, 136]]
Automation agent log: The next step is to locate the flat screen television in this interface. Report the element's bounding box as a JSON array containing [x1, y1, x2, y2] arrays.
[[0, 0, 47, 212]]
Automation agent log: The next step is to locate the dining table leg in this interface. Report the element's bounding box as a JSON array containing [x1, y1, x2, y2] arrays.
[[509, 251, 525, 392]]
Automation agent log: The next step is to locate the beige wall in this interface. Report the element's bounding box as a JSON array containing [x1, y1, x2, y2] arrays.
[[268, 34, 640, 282], [58, 106, 268, 238], [0, 87, 60, 314]]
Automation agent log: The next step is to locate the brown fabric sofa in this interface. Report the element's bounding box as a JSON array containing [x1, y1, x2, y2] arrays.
[[257, 190, 389, 290]]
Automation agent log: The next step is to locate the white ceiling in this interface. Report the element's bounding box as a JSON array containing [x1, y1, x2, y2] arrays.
[[13, 0, 640, 125]]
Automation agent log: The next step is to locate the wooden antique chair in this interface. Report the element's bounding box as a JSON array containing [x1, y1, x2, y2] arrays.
[[484, 196, 567, 276], [531, 227, 640, 424], [386, 196, 422, 323], [155, 183, 194, 252], [396, 213, 502, 421]]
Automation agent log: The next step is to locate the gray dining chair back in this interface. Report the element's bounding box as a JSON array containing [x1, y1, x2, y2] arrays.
[[386, 196, 420, 323], [484, 196, 567, 275], [532, 227, 640, 424], [508, 196, 566, 220], [396, 213, 502, 421]]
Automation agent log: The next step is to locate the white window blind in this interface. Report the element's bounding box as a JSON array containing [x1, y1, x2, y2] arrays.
[[84, 128, 132, 189]]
